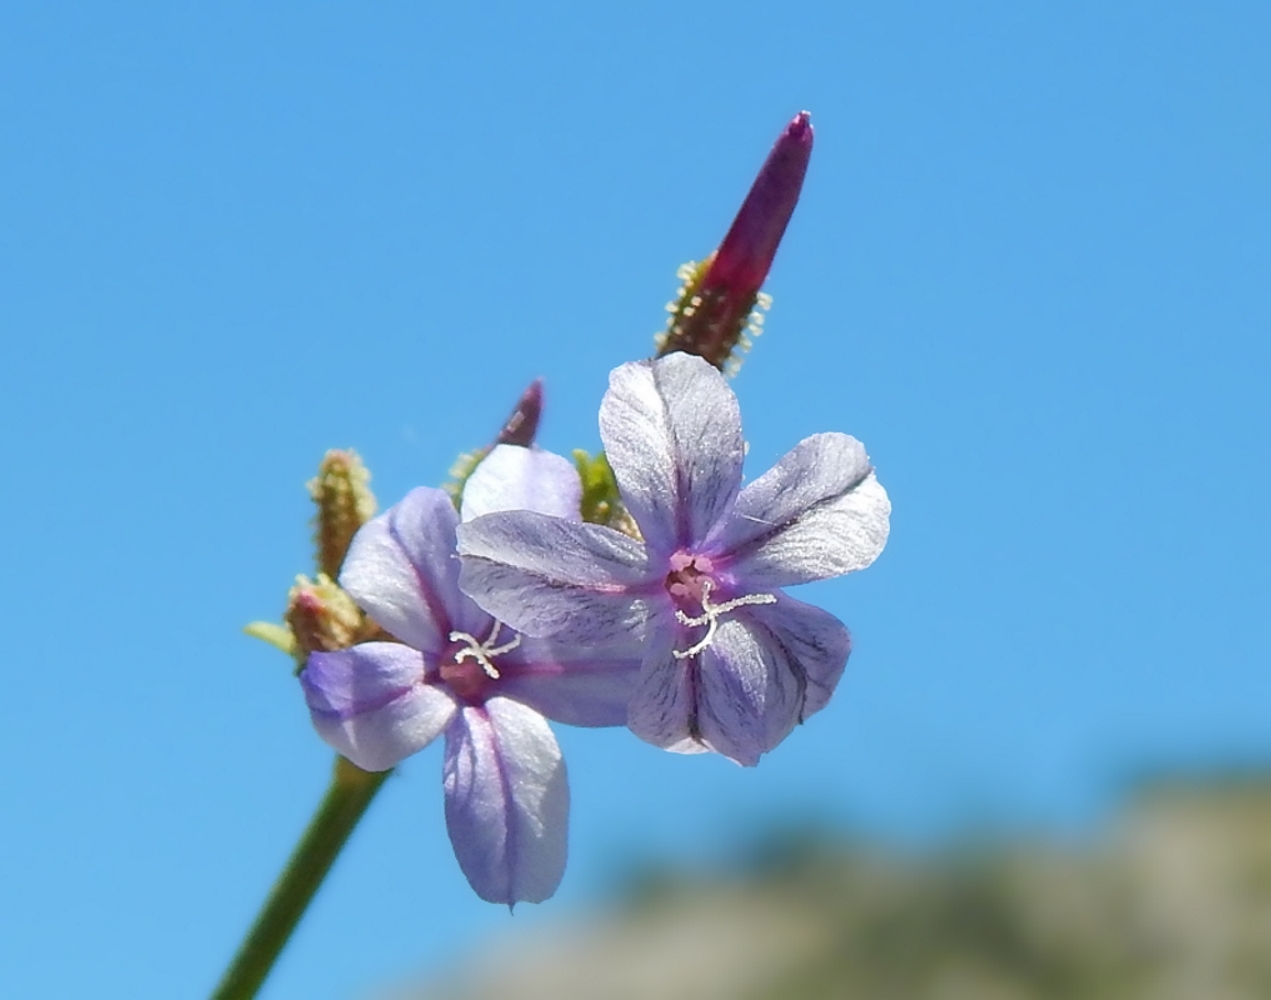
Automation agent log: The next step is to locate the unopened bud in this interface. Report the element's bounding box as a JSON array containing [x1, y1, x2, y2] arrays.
[[307, 450, 376, 578], [573, 450, 641, 539], [285, 574, 364, 660], [657, 111, 813, 370], [445, 378, 546, 506], [495, 378, 544, 447]]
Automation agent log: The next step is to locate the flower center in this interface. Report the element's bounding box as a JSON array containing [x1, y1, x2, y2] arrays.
[[665, 551, 715, 607], [438, 621, 521, 703], [664, 550, 776, 659]]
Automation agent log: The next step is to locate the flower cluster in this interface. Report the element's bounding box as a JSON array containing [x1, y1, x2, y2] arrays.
[[289, 112, 891, 906], [299, 354, 889, 904]]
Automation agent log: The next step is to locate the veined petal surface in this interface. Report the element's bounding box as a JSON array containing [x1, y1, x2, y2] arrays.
[[599, 354, 744, 554], [340, 487, 463, 653], [717, 433, 891, 587], [301, 643, 456, 772], [738, 594, 852, 721], [443, 698, 569, 905], [461, 444, 583, 522], [626, 627, 712, 756], [694, 616, 803, 766], [497, 635, 643, 728], [457, 511, 654, 640]]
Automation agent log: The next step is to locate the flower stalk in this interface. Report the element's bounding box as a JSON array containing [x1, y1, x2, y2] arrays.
[[208, 757, 390, 1000]]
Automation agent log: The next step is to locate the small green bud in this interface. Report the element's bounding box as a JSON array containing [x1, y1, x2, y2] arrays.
[[307, 450, 376, 579], [285, 573, 365, 665], [573, 450, 641, 539], [244, 620, 298, 656]]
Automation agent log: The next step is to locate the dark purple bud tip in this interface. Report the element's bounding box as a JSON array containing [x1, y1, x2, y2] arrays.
[[709, 111, 813, 295], [495, 378, 544, 447], [657, 112, 813, 370]]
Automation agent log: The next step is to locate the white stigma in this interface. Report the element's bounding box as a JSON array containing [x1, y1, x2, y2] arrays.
[[448, 621, 522, 679], [673, 579, 777, 659]]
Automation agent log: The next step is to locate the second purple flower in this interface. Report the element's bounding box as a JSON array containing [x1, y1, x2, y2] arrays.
[[300, 445, 642, 905]]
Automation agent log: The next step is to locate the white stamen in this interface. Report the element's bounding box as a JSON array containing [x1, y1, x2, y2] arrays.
[[672, 580, 777, 659], [449, 621, 522, 679]]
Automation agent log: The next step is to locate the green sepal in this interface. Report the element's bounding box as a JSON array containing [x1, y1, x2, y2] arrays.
[[572, 449, 641, 542], [245, 620, 299, 657], [443, 447, 489, 510]]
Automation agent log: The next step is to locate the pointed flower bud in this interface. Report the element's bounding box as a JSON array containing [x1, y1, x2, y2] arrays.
[[445, 378, 546, 506], [308, 450, 376, 579], [657, 111, 813, 371], [495, 378, 544, 447], [285, 573, 365, 661]]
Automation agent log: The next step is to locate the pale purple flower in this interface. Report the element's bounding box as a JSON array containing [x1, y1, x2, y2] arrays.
[[299, 445, 641, 905], [457, 353, 890, 766]]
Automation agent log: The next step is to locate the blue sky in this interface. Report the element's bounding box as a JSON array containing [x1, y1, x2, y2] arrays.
[[1, 2, 1268, 997]]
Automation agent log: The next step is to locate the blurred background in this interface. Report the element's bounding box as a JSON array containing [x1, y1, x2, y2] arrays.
[[389, 776, 1271, 999], [0, 2, 1267, 998]]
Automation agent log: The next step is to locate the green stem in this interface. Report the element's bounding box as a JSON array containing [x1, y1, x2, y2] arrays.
[[210, 757, 391, 1000]]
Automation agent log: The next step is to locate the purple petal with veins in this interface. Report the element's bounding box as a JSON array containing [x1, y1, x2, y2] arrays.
[[461, 444, 583, 523], [713, 432, 890, 587], [498, 633, 644, 728], [301, 642, 456, 772], [443, 698, 569, 906], [458, 510, 656, 640], [339, 487, 462, 655], [599, 355, 744, 555]]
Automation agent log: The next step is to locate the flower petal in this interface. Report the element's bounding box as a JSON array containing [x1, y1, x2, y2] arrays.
[[457, 511, 654, 640], [300, 643, 456, 772], [737, 593, 852, 721], [625, 597, 850, 764], [714, 432, 891, 587], [496, 633, 643, 728], [628, 616, 799, 767], [460, 444, 582, 522], [626, 626, 714, 756], [599, 354, 744, 554], [691, 617, 797, 766], [340, 487, 463, 653], [443, 699, 569, 905]]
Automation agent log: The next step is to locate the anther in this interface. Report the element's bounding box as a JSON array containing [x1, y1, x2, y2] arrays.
[[448, 622, 522, 679], [672, 580, 777, 659]]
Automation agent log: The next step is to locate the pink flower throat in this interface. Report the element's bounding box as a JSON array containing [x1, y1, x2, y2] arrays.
[[438, 641, 491, 703], [436, 623, 521, 705], [665, 551, 718, 612]]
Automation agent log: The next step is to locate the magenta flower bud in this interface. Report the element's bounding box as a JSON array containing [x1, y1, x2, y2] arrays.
[[711, 111, 813, 296], [444, 378, 547, 507], [495, 378, 544, 447], [658, 111, 814, 369]]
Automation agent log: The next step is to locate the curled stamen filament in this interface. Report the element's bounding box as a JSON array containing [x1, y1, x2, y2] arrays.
[[673, 580, 777, 659], [449, 622, 522, 679]]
